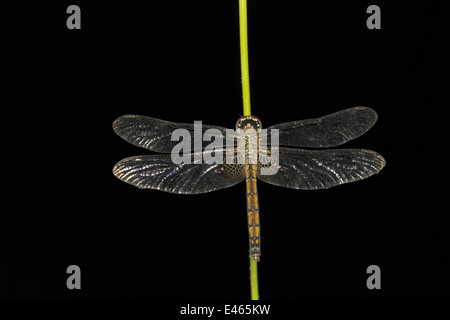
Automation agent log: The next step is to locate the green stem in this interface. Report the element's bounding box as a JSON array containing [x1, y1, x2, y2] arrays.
[[239, 0, 259, 300], [249, 258, 259, 300], [239, 0, 251, 116]]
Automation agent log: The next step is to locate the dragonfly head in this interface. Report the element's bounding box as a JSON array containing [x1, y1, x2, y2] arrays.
[[236, 115, 262, 132]]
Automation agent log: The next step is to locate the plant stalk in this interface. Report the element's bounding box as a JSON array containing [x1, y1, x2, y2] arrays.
[[239, 0, 259, 300]]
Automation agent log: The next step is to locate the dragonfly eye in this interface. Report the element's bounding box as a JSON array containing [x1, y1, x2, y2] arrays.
[[236, 115, 262, 130]]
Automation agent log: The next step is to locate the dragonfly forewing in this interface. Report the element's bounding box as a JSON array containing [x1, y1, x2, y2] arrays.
[[113, 114, 229, 153], [265, 107, 378, 148]]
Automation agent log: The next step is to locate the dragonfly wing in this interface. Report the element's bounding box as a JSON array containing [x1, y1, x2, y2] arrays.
[[257, 147, 385, 190], [113, 152, 245, 194], [265, 107, 378, 148], [113, 115, 229, 153]]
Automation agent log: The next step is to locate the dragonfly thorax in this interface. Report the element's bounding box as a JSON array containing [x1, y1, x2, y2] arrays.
[[236, 115, 262, 132]]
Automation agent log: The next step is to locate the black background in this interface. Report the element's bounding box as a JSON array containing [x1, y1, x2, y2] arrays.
[[1, 1, 448, 300]]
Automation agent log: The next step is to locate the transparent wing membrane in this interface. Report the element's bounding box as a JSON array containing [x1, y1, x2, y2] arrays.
[[265, 107, 378, 148], [113, 114, 228, 153], [257, 147, 385, 190], [113, 150, 245, 194]]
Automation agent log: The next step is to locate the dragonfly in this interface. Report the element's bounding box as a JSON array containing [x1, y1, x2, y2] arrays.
[[112, 107, 385, 261]]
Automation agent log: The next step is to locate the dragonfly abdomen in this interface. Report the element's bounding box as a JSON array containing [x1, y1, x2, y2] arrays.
[[246, 163, 260, 261]]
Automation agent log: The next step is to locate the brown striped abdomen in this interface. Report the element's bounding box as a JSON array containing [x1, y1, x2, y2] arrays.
[[246, 163, 260, 261]]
